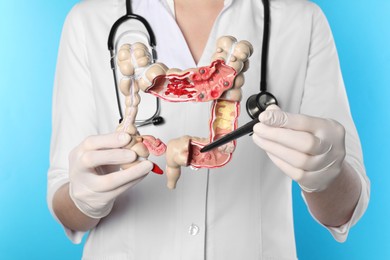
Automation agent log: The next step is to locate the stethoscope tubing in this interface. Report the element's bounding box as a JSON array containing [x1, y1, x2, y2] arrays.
[[108, 0, 161, 125]]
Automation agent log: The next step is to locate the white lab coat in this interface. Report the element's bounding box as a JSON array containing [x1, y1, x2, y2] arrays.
[[47, 0, 370, 259]]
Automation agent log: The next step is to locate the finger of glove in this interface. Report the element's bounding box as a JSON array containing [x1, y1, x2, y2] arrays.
[[70, 174, 145, 215], [104, 175, 147, 200], [253, 122, 328, 156], [79, 149, 137, 169], [252, 134, 332, 172], [267, 152, 331, 192], [93, 160, 153, 192], [81, 133, 131, 151], [259, 107, 327, 135], [266, 152, 307, 183]]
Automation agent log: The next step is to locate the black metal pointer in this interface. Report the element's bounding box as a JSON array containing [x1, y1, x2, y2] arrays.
[[200, 118, 259, 153]]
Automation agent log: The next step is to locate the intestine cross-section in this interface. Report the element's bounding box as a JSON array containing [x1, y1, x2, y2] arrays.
[[116, 36, 253, 189]]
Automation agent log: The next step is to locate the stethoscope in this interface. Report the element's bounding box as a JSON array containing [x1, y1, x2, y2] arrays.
[[108, 0, 164, 126], [108, 0, 278, 151]]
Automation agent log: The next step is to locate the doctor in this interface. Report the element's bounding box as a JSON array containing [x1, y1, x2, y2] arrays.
[[48, 0, 370, 259]]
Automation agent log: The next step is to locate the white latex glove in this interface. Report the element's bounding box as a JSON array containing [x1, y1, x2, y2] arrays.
[[252, 105, 346, 192], [69, 133, 153, 218]]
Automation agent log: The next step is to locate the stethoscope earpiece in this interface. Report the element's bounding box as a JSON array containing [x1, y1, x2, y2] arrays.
[[246, 92, 278, 119]]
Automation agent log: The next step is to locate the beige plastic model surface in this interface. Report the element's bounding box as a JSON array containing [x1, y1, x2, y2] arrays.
[[116, 36, 253, 189]]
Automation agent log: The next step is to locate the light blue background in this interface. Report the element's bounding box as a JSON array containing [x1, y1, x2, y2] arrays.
[[0, 1, 388, 259]]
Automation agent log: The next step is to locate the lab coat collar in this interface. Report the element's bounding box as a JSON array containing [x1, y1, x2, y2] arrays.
[[115, 0, 285, 10], [227, 0, 285, 9]]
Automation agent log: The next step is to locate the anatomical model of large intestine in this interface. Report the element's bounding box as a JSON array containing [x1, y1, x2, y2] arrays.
[[116, 36, 253, 189]]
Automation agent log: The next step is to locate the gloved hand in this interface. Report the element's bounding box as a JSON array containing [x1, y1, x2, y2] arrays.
[[68, 133, 153, 218], [252, 105, 346, 192]]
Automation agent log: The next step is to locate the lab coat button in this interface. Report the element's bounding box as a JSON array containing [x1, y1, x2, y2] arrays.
[[189, 224, 200, 236]]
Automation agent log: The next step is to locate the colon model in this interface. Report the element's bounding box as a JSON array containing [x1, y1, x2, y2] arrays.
[[116, 36, 253, 189]]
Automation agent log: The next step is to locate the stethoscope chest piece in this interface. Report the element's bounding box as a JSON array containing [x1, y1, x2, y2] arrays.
[[246, 92, 278, 119]]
